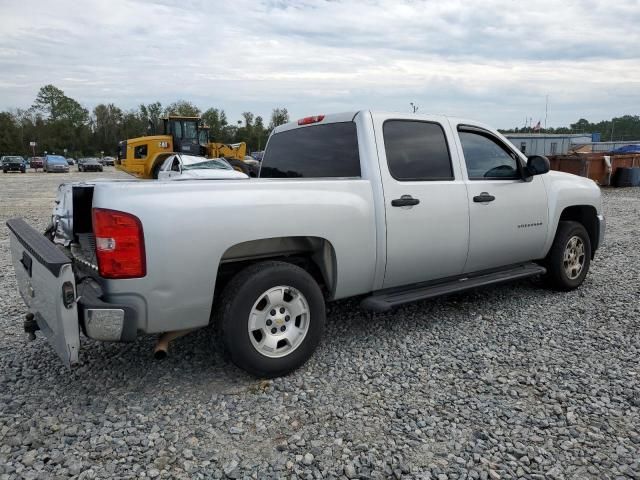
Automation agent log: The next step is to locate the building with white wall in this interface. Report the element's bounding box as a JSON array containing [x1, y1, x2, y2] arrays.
[[504, 134, 592, 156]]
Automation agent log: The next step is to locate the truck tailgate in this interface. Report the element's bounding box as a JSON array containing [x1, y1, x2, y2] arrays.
[[6, 218, 79, 366]]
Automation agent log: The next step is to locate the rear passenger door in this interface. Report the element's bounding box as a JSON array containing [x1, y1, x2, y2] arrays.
[[373, 115, 470, 289]]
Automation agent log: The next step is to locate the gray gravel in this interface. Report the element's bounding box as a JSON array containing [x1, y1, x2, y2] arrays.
[[1, 170, 639, 479]]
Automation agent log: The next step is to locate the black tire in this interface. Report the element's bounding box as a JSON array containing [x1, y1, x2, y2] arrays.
[[151, 162, 162, 179], [227, 159, 250, 175], [544, 221, 591, 291], [217, 261, 325, 378]]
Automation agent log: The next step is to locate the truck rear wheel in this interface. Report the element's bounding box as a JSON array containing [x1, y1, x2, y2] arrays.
[[217, 261, 325, 378], [544, 221, 591, 291]]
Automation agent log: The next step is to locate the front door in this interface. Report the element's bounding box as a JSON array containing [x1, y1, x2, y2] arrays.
[[374, 115, 470, 289], [452, 124, 549, 273]]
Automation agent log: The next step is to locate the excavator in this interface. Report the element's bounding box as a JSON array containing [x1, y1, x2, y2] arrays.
[[116, 115, 252, 178]]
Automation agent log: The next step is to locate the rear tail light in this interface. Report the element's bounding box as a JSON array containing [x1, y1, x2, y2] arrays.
[[92, 208, 146, 279], [297, 115, 325, 125]]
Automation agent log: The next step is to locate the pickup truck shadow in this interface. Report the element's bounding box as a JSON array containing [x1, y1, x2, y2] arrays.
[[11, 278, 552, 399]]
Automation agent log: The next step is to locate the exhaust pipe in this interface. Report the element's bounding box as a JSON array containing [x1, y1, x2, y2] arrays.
[[153, 329, 195, 359]]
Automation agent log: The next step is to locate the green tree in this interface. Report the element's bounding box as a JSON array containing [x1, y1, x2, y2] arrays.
[[164, 100, 200, 117], [93, 103, 124, 154], [139, 102, 163, 133], [269, 107, 289, 130], [32, 84, 88, 126], [0, 112, 22, 153], [32, 85, 67, 120], [252, 115, 268, 151], [242, 112, 254, 128], [502, 115, 640, 141], [202, 108, 230, 142]]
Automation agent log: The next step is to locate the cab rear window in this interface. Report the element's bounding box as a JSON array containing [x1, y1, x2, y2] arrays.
[[260, 122, 360, 178]]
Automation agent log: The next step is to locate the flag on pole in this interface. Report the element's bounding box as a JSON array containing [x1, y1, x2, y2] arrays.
[[533, 120, 541, 131]]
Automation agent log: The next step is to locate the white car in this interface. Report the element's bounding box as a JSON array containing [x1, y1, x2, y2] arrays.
[[157, 154, 248, 180]]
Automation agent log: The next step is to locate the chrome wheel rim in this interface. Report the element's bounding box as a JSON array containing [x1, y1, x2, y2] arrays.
[[248, 286, 310, 358], [563, 235, 585, 280]]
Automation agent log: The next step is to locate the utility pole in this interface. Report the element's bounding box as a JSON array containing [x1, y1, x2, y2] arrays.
[[544, 95, 549, 131], [611, 121, 615, 142]]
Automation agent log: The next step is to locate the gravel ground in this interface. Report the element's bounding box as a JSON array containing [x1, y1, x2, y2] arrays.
[[0, 170, 639, 480]]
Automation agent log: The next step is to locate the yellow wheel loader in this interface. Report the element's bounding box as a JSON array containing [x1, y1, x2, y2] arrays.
[[116, 116, 251, 178]]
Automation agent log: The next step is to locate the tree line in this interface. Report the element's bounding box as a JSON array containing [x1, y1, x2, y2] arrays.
[[2, 85, 638, 157], [0, 85, 290, 157], [500, 115, 640, 142]]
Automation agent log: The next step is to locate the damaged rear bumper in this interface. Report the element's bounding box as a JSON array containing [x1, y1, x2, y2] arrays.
[[77, 279, 138, 342], [7, 217, 139, 366]]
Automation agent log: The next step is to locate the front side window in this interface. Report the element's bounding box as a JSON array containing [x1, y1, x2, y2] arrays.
[[459, 130, 520, 180], [383, 120, 453, 181], [261, 122, 360, 178]]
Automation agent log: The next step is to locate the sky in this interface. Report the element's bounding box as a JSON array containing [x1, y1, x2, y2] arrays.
[[0, 0, 638, 129]]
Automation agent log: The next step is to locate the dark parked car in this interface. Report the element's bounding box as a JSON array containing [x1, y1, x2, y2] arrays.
[[44, 155, 70, 173], [2, 156, 26, 173], [78, 157, 103, 172], [66, 157, 76, 166], [29, 157, 44, 170]]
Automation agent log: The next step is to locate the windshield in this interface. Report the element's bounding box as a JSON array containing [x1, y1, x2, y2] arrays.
[[4, 156, 23, 162], [47, 155, 66, 164], [181, 156, 232, 171], [183, 121, 198, 140]]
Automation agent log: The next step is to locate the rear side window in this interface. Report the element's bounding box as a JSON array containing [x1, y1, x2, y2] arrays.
[[260, 122, 360, 178], [383, 120, 453, 181]]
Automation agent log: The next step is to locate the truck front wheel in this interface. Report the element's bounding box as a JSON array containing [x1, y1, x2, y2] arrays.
[[217, 261, 325, 378], [544, 221, 591, 291]]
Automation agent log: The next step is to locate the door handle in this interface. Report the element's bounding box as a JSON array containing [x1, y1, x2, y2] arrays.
[[391, 195, 420, 207], [473, 192, 495, 203]]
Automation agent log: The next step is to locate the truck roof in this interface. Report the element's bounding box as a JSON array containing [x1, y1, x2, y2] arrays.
[[273, 112, 359, 134], [273, 111, 498, 136]]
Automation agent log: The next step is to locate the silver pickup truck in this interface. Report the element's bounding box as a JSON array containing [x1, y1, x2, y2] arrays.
[[7, 111, 605, 377]]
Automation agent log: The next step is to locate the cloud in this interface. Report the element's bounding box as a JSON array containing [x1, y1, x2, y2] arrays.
[[0, 0, 638, 127]]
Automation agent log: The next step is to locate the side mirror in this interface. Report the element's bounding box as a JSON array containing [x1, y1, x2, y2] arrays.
[[525, 155, 550, 177]]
